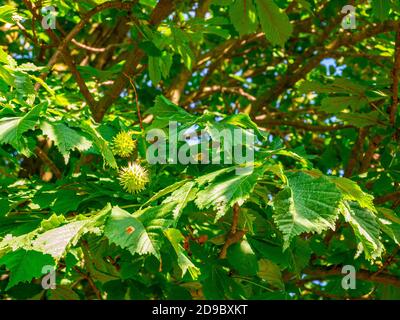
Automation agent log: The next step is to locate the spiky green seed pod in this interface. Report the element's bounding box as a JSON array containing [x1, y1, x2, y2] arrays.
[[112, 131, 135, 158], [118, 162, 149, 194]]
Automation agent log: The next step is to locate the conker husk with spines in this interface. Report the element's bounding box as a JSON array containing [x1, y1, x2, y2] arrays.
[[118, 162, 149, 194], [112, 131, 135, 158]]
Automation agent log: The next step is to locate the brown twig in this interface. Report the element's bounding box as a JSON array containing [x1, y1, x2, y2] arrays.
[[219, 203, 245, 259], [78, 240, 103, 300], [124, 73, 144, 131], [374, 191, 400, 205], [22, 0, 97, 114], [73, 266, 102, 300], [34, 1, 137, 91], [34, 146, 62, 179], [253, 20, 400, 113], [359, 135, 383, 174], [373, 247, 400, 277], [345, 127, 368, 177], [95, 0, 176, 122], [255, 118, 354, 132], [390, 28, 400, 128]]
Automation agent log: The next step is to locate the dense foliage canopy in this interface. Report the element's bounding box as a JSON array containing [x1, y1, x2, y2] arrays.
[[0, 0, 399, 300]]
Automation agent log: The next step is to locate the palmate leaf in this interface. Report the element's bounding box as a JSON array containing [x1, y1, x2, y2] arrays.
[[330, 176, 376, 212], [142, 179, 189, 207], [105, 206, 159, 258], [40, 121, 92, 164], [272, 172, 342, 249], [342, 201, 384, 260], [79, 121, 117, 168], [257, 258, 284, 290], [0, 104, 42, 156], [222, 113, 265, 139], [164, 228, 200, 279], [254, 0, 293, 47], [0, 249, 55, 290], [229, 0, 258, 36], [371, 0, 391, 21], [0, 5, 17, 24], [195, 166, 237, 186], [299, 78, 366, 95], [32, 220, 90, 259], [162, 181, 198, 220], [338, 111, 381, 128], [378, 207, 400, 245], [1, 205, 111, 260], [148, 56, 161, 85], [227, 239, 258, 276], [321, 96, 367, 113], [145, 95, 195, 128], [195, 165, 266, 221]]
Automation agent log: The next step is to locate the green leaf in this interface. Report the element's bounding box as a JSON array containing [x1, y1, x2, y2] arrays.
[[0, 5, 16, 24], [176, 42, 195, 70], [139, 41, 162, 57], [0, 249, 55, 290], [195, 165, 265, 221], [254, 0, 293, 47], [32, 220, 90, 259], [297, 0, 312, 13], [162, 181, 198, 220], [196, 166, 237, 186], [47, 285, 81, 300], [341, 201, 384, 260], [159, 52, 172, 79], [145, 95, 195, 127], [229, 0, 258, 36], [372, 0, 391, 21], [299, 79, 366, 95], [202, 264, 244, 299], [272, 172, 342, 249], [142, 180, 189, 207], [257, 258, 284, 290], [80, 121, 117, 168], [0, 104, 42, 156], [330, 177, 375, 212], [321, 96, 367, 113], [222, 113, 264, 139], [0, 198, 10, 217], [41, 121, 92, 163], [164, 228, 200, 279], [227, 239, 259, 276], [104, 206, 160, 259], [148, 56, 161, 85], [338, 111, 381, 128], [377, 208, 400, 245]]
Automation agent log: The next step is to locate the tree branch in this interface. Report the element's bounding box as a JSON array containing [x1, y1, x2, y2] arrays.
[[255, 118, 354, 132], [22, 0, 97, 114], [253, 20, 400, 113], [374, 191, 400, 205], [219, 203, 245, 259], [94, 0, 177, 122], [301, 266, 400, 288], [345, 128, 368, 177], [390, 28, 400, 128], [34, 146, 62, 180], [34, 1, 137, 90]]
